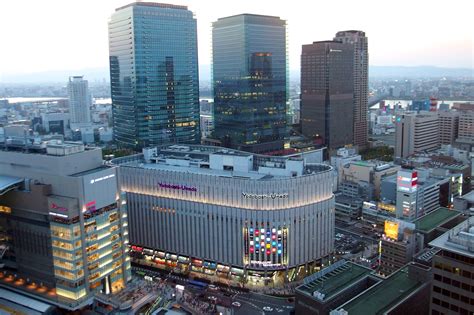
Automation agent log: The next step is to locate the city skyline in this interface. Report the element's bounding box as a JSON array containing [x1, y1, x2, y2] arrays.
[[0, 0, 472, 82]]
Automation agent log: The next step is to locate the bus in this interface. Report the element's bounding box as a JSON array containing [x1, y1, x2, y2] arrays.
[[188, 280, 208, 290]]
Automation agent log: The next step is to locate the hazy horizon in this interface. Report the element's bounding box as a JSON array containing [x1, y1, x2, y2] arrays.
[[0, 0, 473, 82]]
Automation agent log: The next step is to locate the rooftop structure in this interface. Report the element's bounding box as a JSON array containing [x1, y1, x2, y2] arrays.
[[414, 207, 461, 233], [334, 267, 425, 315], [429, 216, 474, 258], [297, 261, 374, 302]]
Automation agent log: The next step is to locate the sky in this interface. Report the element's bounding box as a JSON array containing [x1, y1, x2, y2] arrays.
[[0, 0, 473, 79]]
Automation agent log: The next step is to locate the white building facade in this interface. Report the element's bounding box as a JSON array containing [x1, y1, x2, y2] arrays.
[[113, 145, 335, 285]]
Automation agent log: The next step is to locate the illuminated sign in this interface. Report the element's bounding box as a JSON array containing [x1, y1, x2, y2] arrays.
[[90, 174, 115, 184], [397, 171, 417, 193], [158, 182, 197, 192], [49, 211, 68, 218], [241, 193, 289, 199], [50, 203, 68, 212], [378, 202, 396, 212], [249, 261, 283, 267], [86, 200, 96, 211], [384, 220, 399, 239]]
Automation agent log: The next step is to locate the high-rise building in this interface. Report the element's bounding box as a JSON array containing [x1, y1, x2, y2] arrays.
[[68, 76, 91, 125], [109, 2, 200, 149], [300, 41, 354, 150], [0, 141, 131, 310], [334, 30, 369, 150], [457, 110, 474, 142], [395, 112, 440, 159], [429, 216, 474, 315], [438, 110, 460, 145], [212, 14, 288, 153]]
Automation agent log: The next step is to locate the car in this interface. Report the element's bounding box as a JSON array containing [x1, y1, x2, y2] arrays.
[[263, 306, 273, 312], [276, 308, 284, 313], [208, 296, 217, 301], [209, 284, 218, 290], [232, 301, 241, 307]]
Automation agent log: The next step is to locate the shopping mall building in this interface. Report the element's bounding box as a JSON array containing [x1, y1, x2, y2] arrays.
[[113, 145, 335, 285]]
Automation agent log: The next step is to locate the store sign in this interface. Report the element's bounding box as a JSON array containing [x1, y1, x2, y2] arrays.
[[242, 193, 288, 199], [249, 261, 283, 267], [90, 174, 115, 184], [85, 200, 96, 211], [158, 182, 197, 192], [50, 203, 68, 212]]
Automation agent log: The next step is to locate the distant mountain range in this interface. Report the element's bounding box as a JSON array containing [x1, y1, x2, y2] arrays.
[[1, 65, 472, 84], [368, 66, 473, 78]]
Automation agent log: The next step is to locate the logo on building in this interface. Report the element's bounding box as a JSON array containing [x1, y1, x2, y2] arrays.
[[90, 174, 115, 184], [86, 200, 96, 212], [241, 193, 288, 199], [50, 203, 68, 212], [158, 182, 197, 192]]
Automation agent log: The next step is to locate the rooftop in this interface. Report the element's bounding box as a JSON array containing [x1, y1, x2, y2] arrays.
[[296, 261, 373, 302], [116, 2, 188, 11], [457, 190, 474, 203], [415, 207, 461, 233], [339, 267, 422, 315], [0, 175, 23, 195], [429, 216, 474, 258], [112, 145, 332, 180], [0, 287, 54, 314]]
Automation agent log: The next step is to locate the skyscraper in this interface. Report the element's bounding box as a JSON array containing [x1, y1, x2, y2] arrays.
[[109, 2, 200, 149], [68, 76, 91, 125], [300, 41, 354, 150], [334, 31, 369, 150], [212, 14, 288, 153]]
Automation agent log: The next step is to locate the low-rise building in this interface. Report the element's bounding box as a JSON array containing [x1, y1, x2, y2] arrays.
[[341, 160, 400, 200], [296, 260, 432, 315]]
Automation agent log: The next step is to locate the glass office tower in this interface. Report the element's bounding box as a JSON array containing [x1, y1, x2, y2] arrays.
[[212, 14, 288, 153], [109, 2, 200, 149]]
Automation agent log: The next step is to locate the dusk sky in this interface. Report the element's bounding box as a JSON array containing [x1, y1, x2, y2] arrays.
[[0, 0, 472, 78]]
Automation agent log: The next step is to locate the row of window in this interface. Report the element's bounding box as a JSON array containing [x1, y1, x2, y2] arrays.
[[433, 273, 474, 293], [433, 285, 474, 305], [432, 297, 472, 314], [434, 261, 474, 280]]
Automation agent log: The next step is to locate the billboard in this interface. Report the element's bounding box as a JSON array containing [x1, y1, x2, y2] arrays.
[[384, 220, 399, 239], [397, 170, 417, 193]]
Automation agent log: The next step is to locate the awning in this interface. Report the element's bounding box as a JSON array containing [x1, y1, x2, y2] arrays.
[[0, 175, 23, 195]]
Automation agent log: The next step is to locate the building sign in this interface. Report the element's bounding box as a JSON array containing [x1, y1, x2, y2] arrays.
[[85, 200, 96, 211], [90, 174, 115, 184], [378, 202, 396, 212], [241, 193, 288, 199], [384, 220, 399, 239], [158, 182, 197, 192], [50, 202, 68, 212], [249, 261, 283, 267], [397, 171, 417, 193]]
